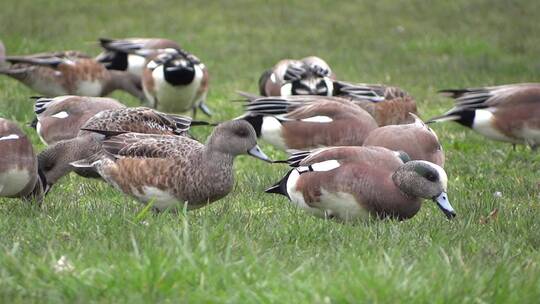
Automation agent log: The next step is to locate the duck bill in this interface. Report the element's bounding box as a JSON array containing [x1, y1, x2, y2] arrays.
[[247, 145, 272, 162], [433, 192, 456, 219]]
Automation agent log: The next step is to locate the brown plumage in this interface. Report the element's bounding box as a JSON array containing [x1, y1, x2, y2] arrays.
[[332, 81, 418, 126], [70, 120, 271, 212], [38, 107, 195, 190], [259, 56, 336, 97], [428, 83, 540, 149], [364, 114, 445, 167], [240, 95, 378, 151], [31, 95, 125, 145], [0, 51, 144, 99], [266, 146, 455, 222], [0, 118, 44, 201]]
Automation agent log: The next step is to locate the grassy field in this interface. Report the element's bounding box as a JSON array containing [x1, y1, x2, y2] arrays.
[[1, 0, 540, 302]]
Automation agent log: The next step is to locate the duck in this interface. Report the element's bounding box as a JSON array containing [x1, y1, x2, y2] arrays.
[[427, 83, 540, 149], [258, 56, 336, 97], [30, 95, 125, 145], [0, 118, 45, 201], [0, 50, 145, 99], [239, 95, 378, 151], [96, 37, 181, 77], [38, 107, 197, 191], [266, 146, 455, 222], [70, 120, 271, 212], [364, 113, 445, 166], [332, 81, 418, 126]]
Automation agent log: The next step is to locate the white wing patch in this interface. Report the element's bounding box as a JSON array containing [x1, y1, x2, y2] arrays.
[[51, 111, 69, 119], [300, 116, 333, 123], [0, 134, 20, 141], [280, 83, 293, 96]]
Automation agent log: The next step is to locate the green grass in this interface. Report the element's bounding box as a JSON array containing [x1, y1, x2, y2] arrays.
[[1, 0, 540, 302]]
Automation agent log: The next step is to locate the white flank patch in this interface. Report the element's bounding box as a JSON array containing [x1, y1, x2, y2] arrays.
[[473, 110, 518, 143], [152, 64, 203, 112], [270, 72, 277, 83], [319, 189, 369, 221], [300, 115, 333, 123], [0, 134, 20, 141], [286, 169, 326, 218], [261, 116, 287, 150], [135, 186, 182, 212], [0, 169, 31, 196], [127, 54, 146, 76], [51, 111, 69, 119], [36, 121, 48, 145], [280, 83, 293, 96], [76, 80, 103, 96]]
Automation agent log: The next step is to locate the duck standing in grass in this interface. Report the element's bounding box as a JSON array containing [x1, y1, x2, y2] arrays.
[[0, 50, 144, 99], [0, 118, 45, 202], [266, 146, 455, 222], [239, 95, 378, 151], [71, 120, 271, 212], [259, 56, 336, 97], [428, 83, 540, 149], [38, 107, 196, 191], [96, 37, 182, 77], [30, 95, 125, 145], [364, 113, 445, 166]]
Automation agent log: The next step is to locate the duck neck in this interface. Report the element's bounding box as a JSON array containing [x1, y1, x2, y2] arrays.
[[106, 70, 145, 100]]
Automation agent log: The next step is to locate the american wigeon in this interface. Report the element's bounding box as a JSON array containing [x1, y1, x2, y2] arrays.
[[364, 113, 445, 166], [259, 56, 336, 97], [0, 51, 144, 99], [266, 146, 455, 222], [70, 120, 271, 212], [427, 83, 540, 149], [239, 95, 378, 151], [332, 81, 418, 126], [30, 95, 125, 145], [136, 48, 211, 117], [0, 118, 45, 201], [38, 107, 196, 190], [96, 37, 181, 77]]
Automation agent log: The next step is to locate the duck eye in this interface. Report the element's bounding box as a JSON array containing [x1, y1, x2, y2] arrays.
[[425, 172, 438, 182], [234, 128, 249, 137]]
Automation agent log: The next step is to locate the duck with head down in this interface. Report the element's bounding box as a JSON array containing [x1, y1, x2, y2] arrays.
[[266, 146, 455, 222], [70, 120, 272, 212], [0, 50, 144, 99], [259, 56, 336, 97]]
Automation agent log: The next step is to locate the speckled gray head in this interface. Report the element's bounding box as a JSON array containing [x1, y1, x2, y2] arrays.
[[207, 120, 271, 162], [392, 160, 455, 218]]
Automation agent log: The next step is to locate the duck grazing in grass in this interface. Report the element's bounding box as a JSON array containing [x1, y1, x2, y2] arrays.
[[259, 56, 336, 97], [0, 118, 45, 201], [266, 146, 455, 222], [96, 37, 181, 77], [70, 120, 271, 212], [0, 50, 144, 99], [364, 113, 445, 167], [38, 107, 196, 191], [332, 81, 418, 126], [30, 95, 125, 145], [427, 83, 540, 149], [239, 95, 378, 151]]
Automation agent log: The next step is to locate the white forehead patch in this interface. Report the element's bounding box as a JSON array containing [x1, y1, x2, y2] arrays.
[[418, 160, 448, 190], [0, 134, 20, 141], [51, 111, 69, 119]]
